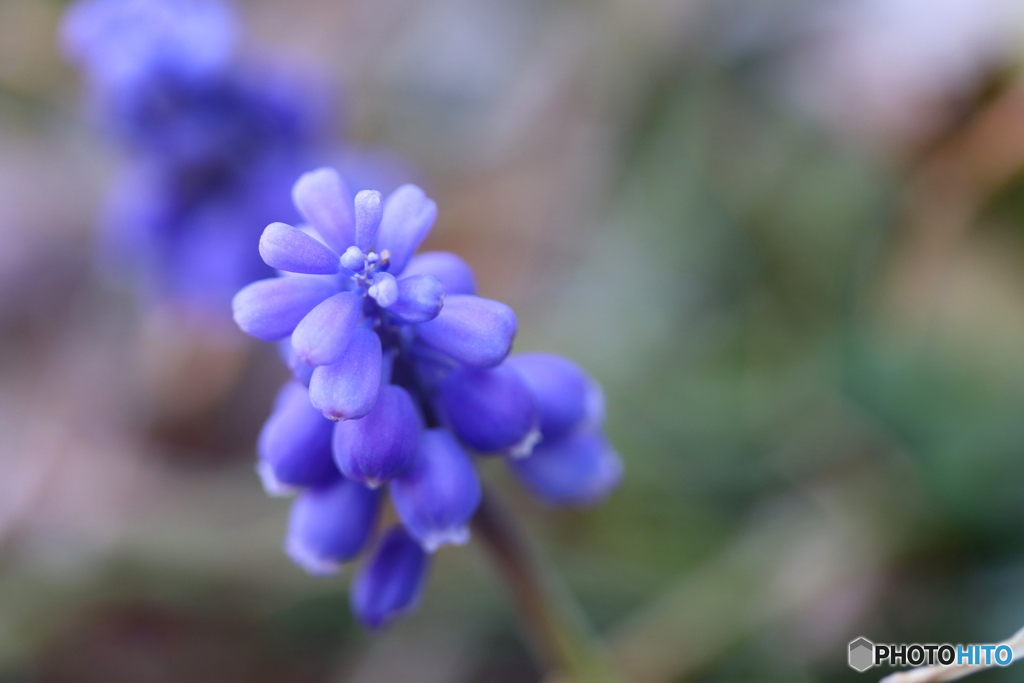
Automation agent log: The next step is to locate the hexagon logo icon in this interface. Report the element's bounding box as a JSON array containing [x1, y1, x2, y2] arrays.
[[849, 637, 874, 672]]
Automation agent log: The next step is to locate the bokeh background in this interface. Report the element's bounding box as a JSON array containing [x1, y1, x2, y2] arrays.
[[3, 0, 1024, 681]]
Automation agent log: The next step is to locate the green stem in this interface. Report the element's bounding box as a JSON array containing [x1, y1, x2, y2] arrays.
[[471, 486, 622, 683]]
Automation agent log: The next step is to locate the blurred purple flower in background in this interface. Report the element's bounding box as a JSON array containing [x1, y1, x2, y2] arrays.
[[60, 0, 323, 317], [235, 167, 622, 629]]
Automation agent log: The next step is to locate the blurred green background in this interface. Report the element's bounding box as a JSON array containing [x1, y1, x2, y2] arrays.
[[2, 0, 1024, 681]]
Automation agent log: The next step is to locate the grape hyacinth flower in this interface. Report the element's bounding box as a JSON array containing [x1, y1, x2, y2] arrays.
[[234, 168, 622, 629], [61, 0, 320, 315]]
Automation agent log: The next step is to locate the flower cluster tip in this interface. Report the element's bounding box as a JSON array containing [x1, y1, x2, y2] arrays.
[[236, 167, 622, 629]]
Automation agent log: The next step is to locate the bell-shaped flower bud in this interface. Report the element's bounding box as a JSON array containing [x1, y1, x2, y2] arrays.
[[367, 272, 398, 307], [354, 190, 383, 252], [291, 168, 355, 255], [232, 275, 337, 341], [509, 430, 623, 506], [291, 291, 362, 367], [390, 429, 481, 551], [259, 222, 340, 275], [401, 251, 477, 295], [257, 381, 340, 494], [332, 384, 420, 487], [415, 294, 516, 367], [309, 327, 383, 421], [506, 353, 604, 441], [375, 185, 437, 275], [438, 364, 538, 453], [388, 275, 444, 324], [350, 526, 429, 630], [284, 478, 381, 576]]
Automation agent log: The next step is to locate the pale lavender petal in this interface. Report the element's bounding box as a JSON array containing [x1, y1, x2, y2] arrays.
[[354, 190, 383, 252], [259, 222, 340, 274], [415, 294, 516, 367], [388, 275, 444, 324], [376, 185, 437, 275], [401, 251, 477, 295], [232, 276, 338, 341], [291, 291, 362, 367], [292, 168, 355, 254]]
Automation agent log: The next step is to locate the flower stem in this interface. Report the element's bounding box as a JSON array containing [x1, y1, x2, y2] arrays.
[[879, 624, 1024, 683], [471, 486, 623, 683]]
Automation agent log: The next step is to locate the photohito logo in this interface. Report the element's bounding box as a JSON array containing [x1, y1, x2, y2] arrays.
[[847, 637, 1014, 672], [848, 637, 874, 672]]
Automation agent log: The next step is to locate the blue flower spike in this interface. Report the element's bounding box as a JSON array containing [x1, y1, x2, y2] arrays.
[[61, 0, 324, 314], [234, 167, 622, 630], [61, 0, 237, 91]]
